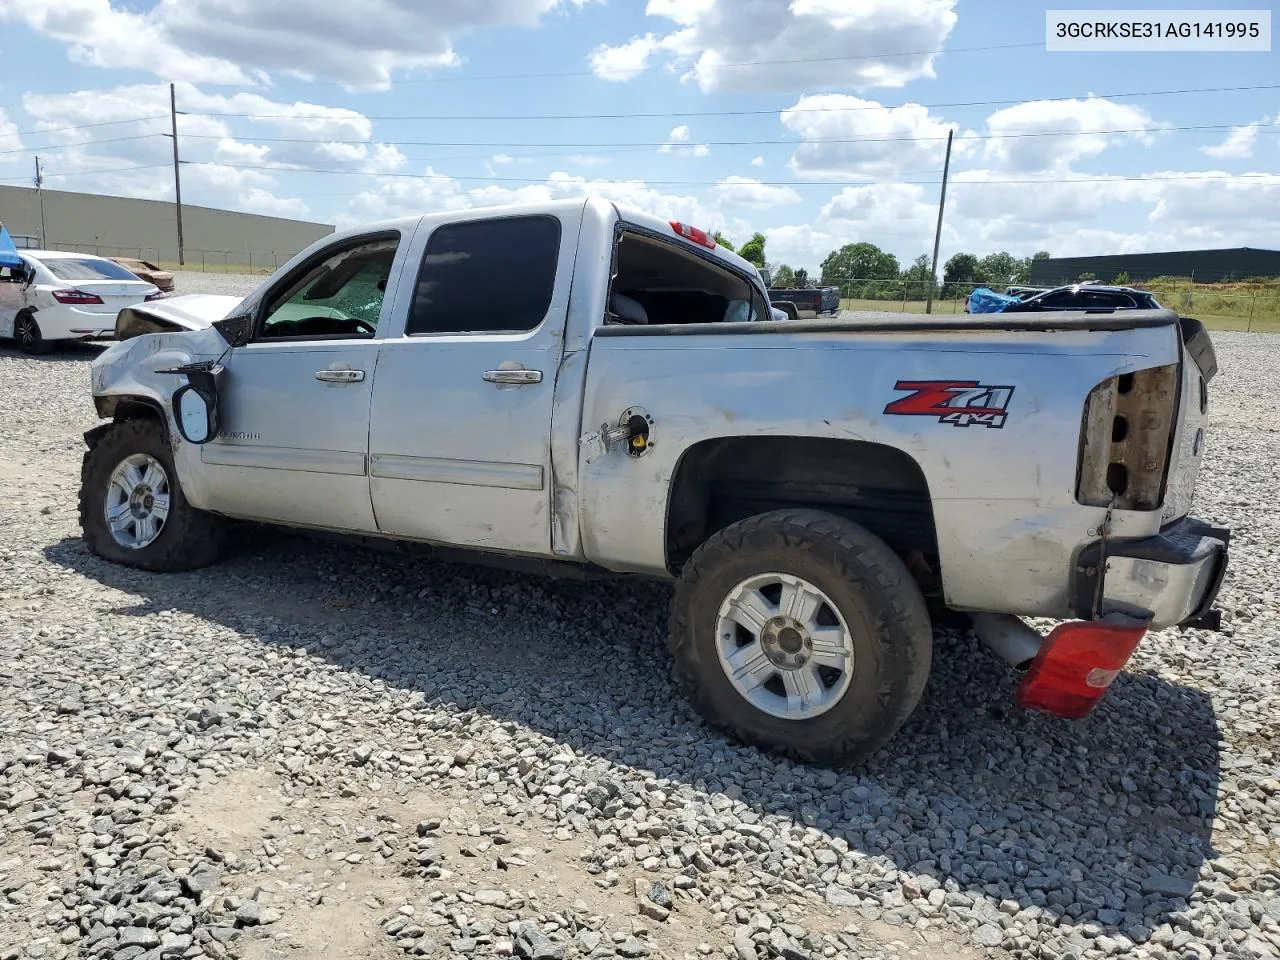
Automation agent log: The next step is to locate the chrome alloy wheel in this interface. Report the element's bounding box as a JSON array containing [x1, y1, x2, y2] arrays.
[[104, 453, 171, 549], [714, 572, 856, 720]]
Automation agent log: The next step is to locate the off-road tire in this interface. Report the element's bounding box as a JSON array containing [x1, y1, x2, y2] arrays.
[[14, 311, 50, 355], [669, 509, 933, 766], [80, 419, 226, 571]]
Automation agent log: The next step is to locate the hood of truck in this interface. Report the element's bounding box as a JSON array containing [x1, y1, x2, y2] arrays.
[[117, 294, 243, 333]]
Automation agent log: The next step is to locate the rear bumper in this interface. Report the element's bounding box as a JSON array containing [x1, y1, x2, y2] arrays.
[[1073, 516, 1230, 630]]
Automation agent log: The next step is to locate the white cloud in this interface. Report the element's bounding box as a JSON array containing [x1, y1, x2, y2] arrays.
[[711, 176, 801, 208], [1202, 122, 1263, 160], [589, 33, 661, 81], [659, 124, 710, 158], [10, 83, 416, 219], [590, 0, 957, 92], [0, 109, 24, 168], [567, 155, 613, 166], [4, 0, 592, 87], [340, 167, 746, 239], [981, 97, 1163, 173], [782, 94, 966, 179], [751, 156, 765, 167]]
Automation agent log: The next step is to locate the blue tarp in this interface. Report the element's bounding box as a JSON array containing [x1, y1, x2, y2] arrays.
[[0, 224, 22, 269], [966, 287, 1019, 314]]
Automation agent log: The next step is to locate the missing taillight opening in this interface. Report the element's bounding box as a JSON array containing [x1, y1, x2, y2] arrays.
[[1077, 364, 1178, 510]]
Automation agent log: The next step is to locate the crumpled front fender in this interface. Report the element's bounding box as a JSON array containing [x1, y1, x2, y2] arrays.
[[90, 327, 225, 420]]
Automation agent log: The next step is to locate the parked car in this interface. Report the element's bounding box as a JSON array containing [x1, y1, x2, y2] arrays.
[[1004, 285, 1050, 301], [1003, 283, 1161, 312], [109, 257, 175, 293], [80, 197, 1227, 764], [0, 251, 162, 354]]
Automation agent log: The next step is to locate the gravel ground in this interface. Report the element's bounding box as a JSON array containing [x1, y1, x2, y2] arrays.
[[0, 331, 1277, 960], [168, 272, 263, 300]]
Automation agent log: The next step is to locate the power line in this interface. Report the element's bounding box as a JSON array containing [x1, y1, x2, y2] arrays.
[[5, 116, 169, 138], [179, 161, 1280, 187], [260, 41, 1046, 89], [0, 120, 1251, 166], [186, 82, 1280, 123], [0, 134, 167, 158], [0, 162, 173, 184], [170, 121, 1248, 151]]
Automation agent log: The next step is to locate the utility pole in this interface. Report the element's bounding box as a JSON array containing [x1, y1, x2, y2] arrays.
[[925, 128, 954, 315], [34, 156, 48, 248], [169, 83, 186, 266]]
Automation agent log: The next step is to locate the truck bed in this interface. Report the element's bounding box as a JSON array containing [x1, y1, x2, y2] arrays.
[[597, 308, 1184, 337]]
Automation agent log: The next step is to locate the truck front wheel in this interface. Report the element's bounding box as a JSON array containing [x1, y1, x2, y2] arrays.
[[80, 419, 226, 572], [669, 509, 932, 765]]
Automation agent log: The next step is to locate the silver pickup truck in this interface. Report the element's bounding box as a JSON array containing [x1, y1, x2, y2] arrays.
[[81, 197, 1229, 764]]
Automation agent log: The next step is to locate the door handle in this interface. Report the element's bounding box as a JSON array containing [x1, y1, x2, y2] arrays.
[[483, 368, 542, 385], [315, 369, 365, 383]]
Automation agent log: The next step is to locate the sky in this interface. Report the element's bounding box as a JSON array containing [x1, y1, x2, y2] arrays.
[[0, 0, 1277, 274]]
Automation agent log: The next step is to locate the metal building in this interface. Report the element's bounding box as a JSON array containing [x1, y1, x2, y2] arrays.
[[1029, 247, 1280, 286], [0, 184, 334, 271]]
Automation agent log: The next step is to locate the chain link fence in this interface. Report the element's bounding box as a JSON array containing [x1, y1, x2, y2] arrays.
[[42, 241, 298, 275], [786, 275, 1280, 331]]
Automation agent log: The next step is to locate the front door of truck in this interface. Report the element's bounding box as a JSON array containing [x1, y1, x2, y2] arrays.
[[196, 231, 411, 531], [368, 210, 581, 556]]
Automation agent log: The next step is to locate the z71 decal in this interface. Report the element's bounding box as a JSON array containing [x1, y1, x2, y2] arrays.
[[884, 380, 1015, 429]]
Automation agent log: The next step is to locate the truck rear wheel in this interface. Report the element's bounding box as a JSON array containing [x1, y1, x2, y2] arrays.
[[80, 419, 226, 572], [669, 509, 932, 765]]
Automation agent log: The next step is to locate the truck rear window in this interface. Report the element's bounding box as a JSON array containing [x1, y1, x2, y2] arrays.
[[407, 216, 561, 335]]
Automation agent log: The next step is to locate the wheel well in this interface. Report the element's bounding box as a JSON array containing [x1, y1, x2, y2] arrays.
[[96, 395, 169, 442], [666, 436, 940, 585]]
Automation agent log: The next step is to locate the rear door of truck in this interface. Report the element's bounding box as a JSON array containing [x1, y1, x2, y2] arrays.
[[367, 205, 585, 555]]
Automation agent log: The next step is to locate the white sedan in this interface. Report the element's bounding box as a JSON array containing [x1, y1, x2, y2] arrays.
[[0, 250, 162, 354]]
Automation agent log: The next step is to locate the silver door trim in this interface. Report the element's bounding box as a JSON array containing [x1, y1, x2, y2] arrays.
[[201, 443, 368, 476], [370, 454, 544, 491]]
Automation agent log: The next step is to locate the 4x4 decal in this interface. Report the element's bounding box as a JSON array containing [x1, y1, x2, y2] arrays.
[[884, 380, 1015, 429]]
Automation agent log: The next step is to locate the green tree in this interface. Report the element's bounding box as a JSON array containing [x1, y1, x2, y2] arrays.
[[943, 252, 980, 284], [820, 242, 899, 298], [1113, 271, 1131, 285], [900, 254, 935, 300], [977, 251, 1021, 287], [771, 264, 796, 288], [738, 232, 767, 267], [712, 231, 735, 253], [1015, 250, 1051, 283], [942, 252, 981, 299]]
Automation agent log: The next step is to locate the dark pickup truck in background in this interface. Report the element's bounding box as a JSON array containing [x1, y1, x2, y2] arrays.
[[758, 268, 841, 319]]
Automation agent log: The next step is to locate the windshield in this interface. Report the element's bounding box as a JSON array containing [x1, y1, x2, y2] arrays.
[[41, 258, 143, 282]]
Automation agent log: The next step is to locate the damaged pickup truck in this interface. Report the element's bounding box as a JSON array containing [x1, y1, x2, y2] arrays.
[[81, 197, 1229, 764]]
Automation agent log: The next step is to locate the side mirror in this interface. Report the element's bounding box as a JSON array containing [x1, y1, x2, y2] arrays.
[[213, 313, 253, 347], [172, 383, 219, 444]]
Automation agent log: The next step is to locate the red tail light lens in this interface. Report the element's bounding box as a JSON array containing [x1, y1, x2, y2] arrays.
[[1015, 614, 1149, 719], [51, 289, 104, 305], [670, 221, 717, 249]]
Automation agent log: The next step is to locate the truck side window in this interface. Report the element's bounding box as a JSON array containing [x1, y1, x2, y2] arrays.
[[608, 232, 766, 326], [407, 216, 561, 335], [258, 234, 399, 340]]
